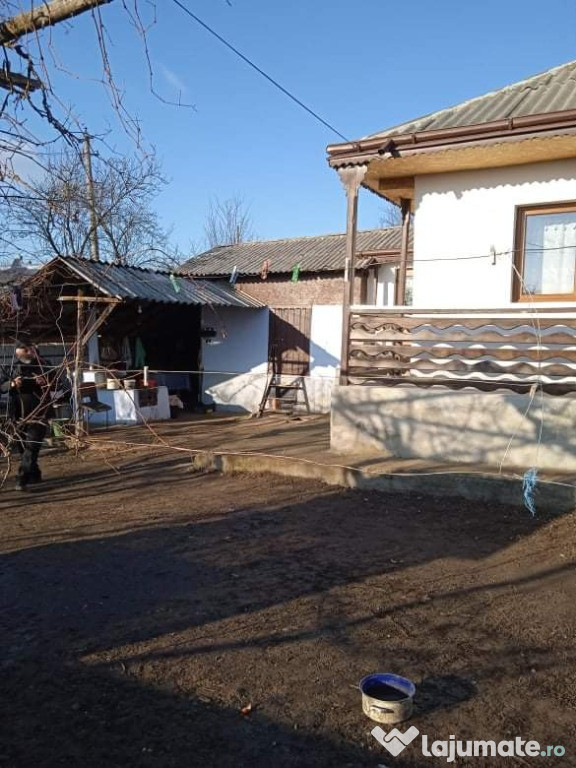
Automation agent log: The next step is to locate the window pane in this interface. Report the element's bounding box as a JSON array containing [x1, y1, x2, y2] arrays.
[[524, 211, 576, 295]]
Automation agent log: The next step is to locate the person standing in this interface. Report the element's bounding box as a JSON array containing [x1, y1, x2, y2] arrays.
[[0, 342, 53, 491]]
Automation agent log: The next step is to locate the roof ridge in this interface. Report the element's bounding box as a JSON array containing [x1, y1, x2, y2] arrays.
[[62, 254, 180, 278], [367, 59, 576, 139], [195, 226, 402, 254]]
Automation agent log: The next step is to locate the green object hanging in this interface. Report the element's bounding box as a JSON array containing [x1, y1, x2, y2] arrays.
[[170, 273, 181, 293], [291, 263, 301, 283], [52, 421, 64, 438], [134, 336, 147, 368]]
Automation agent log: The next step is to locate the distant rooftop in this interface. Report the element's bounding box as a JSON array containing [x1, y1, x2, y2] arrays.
[[0, 259, 36, 287], [184, 228, 410, 277]]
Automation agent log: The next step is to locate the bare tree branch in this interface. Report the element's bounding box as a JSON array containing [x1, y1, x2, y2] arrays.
[[204, 195, 255, 248], [0, 0, 113, 45], [378, 200, 402, 229], [2, 148, 172, 266]]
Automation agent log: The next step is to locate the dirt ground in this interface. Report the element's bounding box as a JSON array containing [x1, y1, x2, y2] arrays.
[[1, 432, 575, 767]]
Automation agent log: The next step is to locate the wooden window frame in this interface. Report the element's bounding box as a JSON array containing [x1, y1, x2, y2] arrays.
[[513, 200, 576, 302]]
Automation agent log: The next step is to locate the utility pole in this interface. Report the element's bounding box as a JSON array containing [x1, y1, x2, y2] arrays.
[[83, 133, 100, 262]]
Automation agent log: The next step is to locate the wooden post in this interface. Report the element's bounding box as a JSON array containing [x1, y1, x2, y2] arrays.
[[337, 165, 367, 385], [73, 289, 84, 438], [56, 294, 120, 438], [396, 197, 411, 305], [83, 133, 100, 263]]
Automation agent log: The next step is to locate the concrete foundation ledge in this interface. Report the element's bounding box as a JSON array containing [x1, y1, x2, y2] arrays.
[[189, 449, 576, 514], [330, 384, 576, 473]]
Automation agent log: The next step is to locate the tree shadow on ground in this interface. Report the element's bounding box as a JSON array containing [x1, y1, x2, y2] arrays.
[[2, 658, 396, 768], [1, 470, 574, 766]]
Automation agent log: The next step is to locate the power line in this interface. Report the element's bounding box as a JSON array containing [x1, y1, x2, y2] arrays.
[[170, 0, 350, 143]]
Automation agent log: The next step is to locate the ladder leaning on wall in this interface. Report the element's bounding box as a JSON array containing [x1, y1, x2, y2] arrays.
[[257, 343, 311, 417]]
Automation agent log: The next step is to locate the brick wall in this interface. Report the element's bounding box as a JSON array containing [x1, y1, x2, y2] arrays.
[[235, 271, 363, 307]]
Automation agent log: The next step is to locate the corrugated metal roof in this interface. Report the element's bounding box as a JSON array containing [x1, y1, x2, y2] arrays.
[[54, 257, 263, 308], [183, 227, 409, 276], [366, 60, 576, 140]]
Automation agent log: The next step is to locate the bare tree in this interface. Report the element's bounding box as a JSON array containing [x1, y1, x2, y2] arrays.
[[0, 1, 122, 180], [0, 0, 191, 207], [378, 199, 403, 228], [3, 148, 172, 266], [204, 195, 255, 248]]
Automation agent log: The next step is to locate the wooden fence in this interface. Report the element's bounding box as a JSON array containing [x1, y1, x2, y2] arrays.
[[347, 307, 576, 394]]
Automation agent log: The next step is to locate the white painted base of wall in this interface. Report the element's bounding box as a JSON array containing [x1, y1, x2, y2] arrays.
[[87, 386, 170, 425], [331, 385, 576, 472], [200, 304, 343, 415], [203, 367, 269, 414]]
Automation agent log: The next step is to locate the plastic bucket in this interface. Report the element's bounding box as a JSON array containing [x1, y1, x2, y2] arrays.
[[359, 673, 416, 724]]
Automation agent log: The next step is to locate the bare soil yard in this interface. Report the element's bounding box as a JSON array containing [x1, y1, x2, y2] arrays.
[[1, 441, 575, 767]]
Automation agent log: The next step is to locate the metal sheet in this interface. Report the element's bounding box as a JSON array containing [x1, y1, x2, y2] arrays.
[[56, 257, 263, 308], [365, 60, 576, 141], [184, 227, 408, 276]]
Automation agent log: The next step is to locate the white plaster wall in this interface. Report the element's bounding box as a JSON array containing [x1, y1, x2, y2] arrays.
[[377, 264, 397, 306], [201, 307, 269, 413], [331, 385, 576, 472], [308, 304, 342, 412], [413, 159, 576, 308], [364, 266, 397, 307]]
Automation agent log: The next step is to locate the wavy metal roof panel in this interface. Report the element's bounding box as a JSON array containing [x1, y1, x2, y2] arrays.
[[366, 60, 576, 141], [183, 227, 408, 276], [56, 257, 263, 308]]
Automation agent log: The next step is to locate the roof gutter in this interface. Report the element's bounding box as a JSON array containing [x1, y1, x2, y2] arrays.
[[327, 109, 576, 165]]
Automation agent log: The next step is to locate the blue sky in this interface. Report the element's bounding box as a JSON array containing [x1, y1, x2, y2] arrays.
[[28, 0, 576, 253]]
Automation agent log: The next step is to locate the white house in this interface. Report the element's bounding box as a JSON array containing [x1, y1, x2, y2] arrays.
[[184, 228, 411, 414], [327, 60, 576, 471]]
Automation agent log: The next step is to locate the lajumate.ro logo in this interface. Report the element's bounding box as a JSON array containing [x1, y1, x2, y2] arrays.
[[371, 726, 566, 762]]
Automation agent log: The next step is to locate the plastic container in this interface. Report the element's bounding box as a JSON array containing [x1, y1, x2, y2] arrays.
[[359, 673, 416, 724], [94, 371, 106, 389]]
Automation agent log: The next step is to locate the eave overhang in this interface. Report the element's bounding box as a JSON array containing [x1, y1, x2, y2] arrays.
[[327, 111, 576, 206]]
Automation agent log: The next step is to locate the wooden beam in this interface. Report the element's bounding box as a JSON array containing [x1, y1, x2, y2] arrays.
[[73, 289, 84, 438], [58, 295, 121, 303], [378, 176, 414, 191], [337, 165, 367, 385], [0, 0, 113, 45], [79, 302, 117, 346]]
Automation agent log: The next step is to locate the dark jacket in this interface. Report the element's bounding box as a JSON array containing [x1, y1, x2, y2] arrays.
[[0, 357, 54, 421]]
